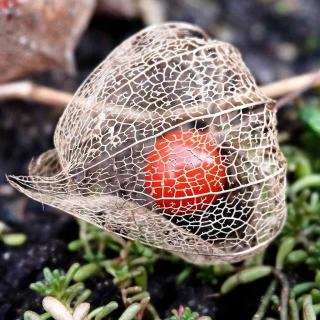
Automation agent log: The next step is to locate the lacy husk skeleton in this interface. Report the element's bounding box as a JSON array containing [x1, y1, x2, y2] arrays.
[[8, 22, 287, 264]]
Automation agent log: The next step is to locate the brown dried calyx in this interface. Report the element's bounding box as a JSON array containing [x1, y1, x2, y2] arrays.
[[0, 0, 95, 83], [8, 23, 287, 265]]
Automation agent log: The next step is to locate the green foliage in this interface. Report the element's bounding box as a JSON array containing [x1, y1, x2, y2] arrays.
[[305, 33, 320, 51], [67, 221, 163, 319], [281, 145, 312, 179], [68, 221, 123, 263], [196, 264, 235, 286], [220, 266, 272, 294], [298, 103, 320, 172], [166, 307, 211, 320], [282, 190, 320, 238], [299, 104, 320, 138], [0, 221, 27, 246], [25, 263, 147, 320], [30, 263, 82, 302]]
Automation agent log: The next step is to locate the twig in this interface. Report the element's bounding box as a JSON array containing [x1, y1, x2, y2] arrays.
[[265, 70, 320, 98], [260, 70, 320, 105], [0, 70, 319, 110], [274, 70, 320, 108], [0, 81, 69, 109], [260, 70, 320, 98], [272, 268, 289, 320]]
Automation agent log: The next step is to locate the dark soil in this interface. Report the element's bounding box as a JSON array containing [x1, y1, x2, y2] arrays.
[[0, 208, 264, 320], [1, 1, 320, 319]]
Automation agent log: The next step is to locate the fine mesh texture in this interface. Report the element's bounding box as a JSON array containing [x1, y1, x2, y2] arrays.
[[8, 23, 287, 264], [0, 0, 94, 82]]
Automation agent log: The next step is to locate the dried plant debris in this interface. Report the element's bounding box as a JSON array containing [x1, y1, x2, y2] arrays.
[[8, 22, 287, 264], [0, 0, 95, 83], [96, 0, 139, 19]]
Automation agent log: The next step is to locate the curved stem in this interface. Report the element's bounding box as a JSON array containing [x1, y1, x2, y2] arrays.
[[272, 268, 289, 320], [0, 81, 69, 109], [261, 70, 320, 106], [0, 70, 320, 110]]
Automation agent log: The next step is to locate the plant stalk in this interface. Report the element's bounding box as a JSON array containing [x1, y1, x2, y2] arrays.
[[0, 70, 319, 109]]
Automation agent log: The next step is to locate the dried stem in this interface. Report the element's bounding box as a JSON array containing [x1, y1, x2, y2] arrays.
[[0, 70, 319, 110], [0, 81, 68, 110], [260, 70, 320, 101], [272, 268, 289, 320]]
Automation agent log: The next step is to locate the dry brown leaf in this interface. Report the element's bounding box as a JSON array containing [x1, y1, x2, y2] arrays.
[[0, 0, 95, 82]]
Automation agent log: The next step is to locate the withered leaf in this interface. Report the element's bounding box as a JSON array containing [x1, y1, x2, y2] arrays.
[[0, 0, 95, 82]]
